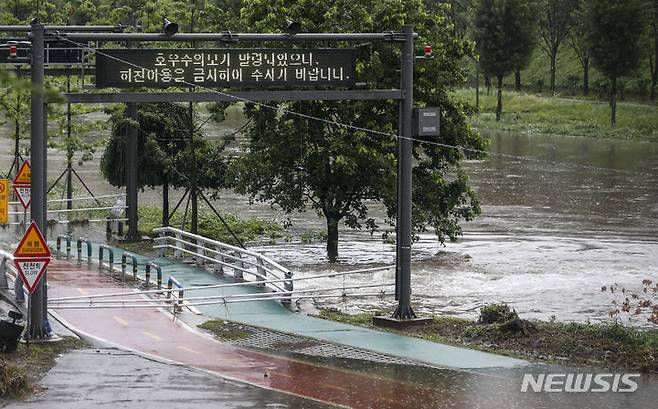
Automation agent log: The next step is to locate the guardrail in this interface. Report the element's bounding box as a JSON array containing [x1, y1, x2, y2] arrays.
[[77, 239, 93, 265], [98, 244, 114, 271], [144, 262, 162, 290], [121, 252, 139, 280], [56, 235, 72, 259], [153, 227, 293, 298], [166, 276, 184, 311]]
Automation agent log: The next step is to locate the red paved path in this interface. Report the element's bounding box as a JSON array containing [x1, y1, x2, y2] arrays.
[[46, 260, 462, 409]]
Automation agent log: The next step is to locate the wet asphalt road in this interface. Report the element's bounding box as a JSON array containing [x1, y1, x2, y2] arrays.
[[2, 348, 334, 409]]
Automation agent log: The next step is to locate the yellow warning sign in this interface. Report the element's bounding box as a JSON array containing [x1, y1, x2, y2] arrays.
[[0, 179, 8, 225], [13, 161, 31, 186], [14, 222, 51, 258]]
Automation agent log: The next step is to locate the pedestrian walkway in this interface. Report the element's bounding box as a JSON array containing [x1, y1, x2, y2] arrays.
[[45, 259, 471, 408]]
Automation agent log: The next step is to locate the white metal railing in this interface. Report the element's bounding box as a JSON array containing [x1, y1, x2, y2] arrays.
[[153, 226, 293, 295]]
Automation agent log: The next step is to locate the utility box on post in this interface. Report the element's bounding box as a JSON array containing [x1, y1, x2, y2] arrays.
[[413, 107, 440, 137]]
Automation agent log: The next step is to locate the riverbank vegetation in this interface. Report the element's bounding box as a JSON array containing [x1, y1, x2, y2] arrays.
[[453, 88, 658, 141], [0, 337, 86, 399], [137, 206, 283, 246], [317, 305, 658, 373]]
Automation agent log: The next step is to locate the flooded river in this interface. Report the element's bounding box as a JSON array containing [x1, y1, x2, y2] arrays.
[[1, 110, 657, 324]]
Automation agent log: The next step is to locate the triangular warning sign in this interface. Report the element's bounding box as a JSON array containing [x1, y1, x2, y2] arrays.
[[13, 161, 31, 186], [14, 222, 51, 258], [13, 185, 31, 209], [14, 257, 49, 294]]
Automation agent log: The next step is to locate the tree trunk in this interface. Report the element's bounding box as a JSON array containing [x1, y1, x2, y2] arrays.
[[485, 74, 491, 96], [326, 217, 339, 263], [496, 76, 503, 121], [550, 50, 557, 96], [162, 180, 169, 227], [475, 65, 480, 110], [583, 57, 589, 96], [514, 66, 521, 92], [610, 77, 617, 127]]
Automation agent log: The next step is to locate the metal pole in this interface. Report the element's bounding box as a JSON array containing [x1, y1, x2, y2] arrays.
[[392, 25, 415, 320], [29, 19, 49, 338], [66, 71, 73, 211], [125, 40, 139, 241]]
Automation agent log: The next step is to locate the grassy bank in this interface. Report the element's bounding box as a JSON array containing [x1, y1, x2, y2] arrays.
[[452, 88, 658, 142], [317, 306, 658, 373], [1, 337, 87, 399], [137, 205, 284, 245]]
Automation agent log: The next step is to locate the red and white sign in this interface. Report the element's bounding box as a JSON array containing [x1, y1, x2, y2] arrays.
[[13, 185, 31, 208], [14, 221, 50, 295], [12, 161, 31, 209]]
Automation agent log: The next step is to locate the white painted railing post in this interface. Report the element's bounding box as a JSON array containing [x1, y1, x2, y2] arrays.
[[234, 252, 244, 281], [213, 245, 225, 275], [174, 233, 183, 258], [196, 241, 206, 266], [256, 258, 266, 288], [158, 232, 166, 257]]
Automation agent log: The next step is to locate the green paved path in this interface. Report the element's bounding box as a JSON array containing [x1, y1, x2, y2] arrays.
[[61, 242, 527, 370]]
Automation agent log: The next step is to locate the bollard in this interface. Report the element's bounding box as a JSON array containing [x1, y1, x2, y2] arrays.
[[167, 277, 184, 311], [56, 236, 62, 258], [77, 239, 82, 265], [98, 245, 114, 273], [56, 235, 71, 259], [121, 252, 138, 281], [85, 240, 92, 265], [145, 264, 151, 288]]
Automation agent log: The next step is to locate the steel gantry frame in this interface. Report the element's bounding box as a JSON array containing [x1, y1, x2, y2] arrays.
[[3, 20, 420, 337]]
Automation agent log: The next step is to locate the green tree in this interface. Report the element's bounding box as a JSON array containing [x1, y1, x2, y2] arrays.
[[585, 0, 645, 125], [474, 0, 538, 120], [234, 0, 485, 262], [569, 0, 591, 96], [102, 103, 228, 228], [646, 0, 658, 100], [538, 0, 578, 96], [0, 70, 31, 178]]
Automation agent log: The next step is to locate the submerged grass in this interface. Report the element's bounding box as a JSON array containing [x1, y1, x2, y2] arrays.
[[316, 307, 658, 373], [198, 320, 252, 341], [452, 88, 658, 142]]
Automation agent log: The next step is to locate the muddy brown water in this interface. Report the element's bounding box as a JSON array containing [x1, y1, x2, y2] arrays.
[[1, 108, 657, 325]]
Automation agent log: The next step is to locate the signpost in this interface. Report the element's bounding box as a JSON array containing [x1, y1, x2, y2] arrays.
[[13, 221, 51, 340], [95, 48, 357, 88], [0, 179, 8, 225]]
